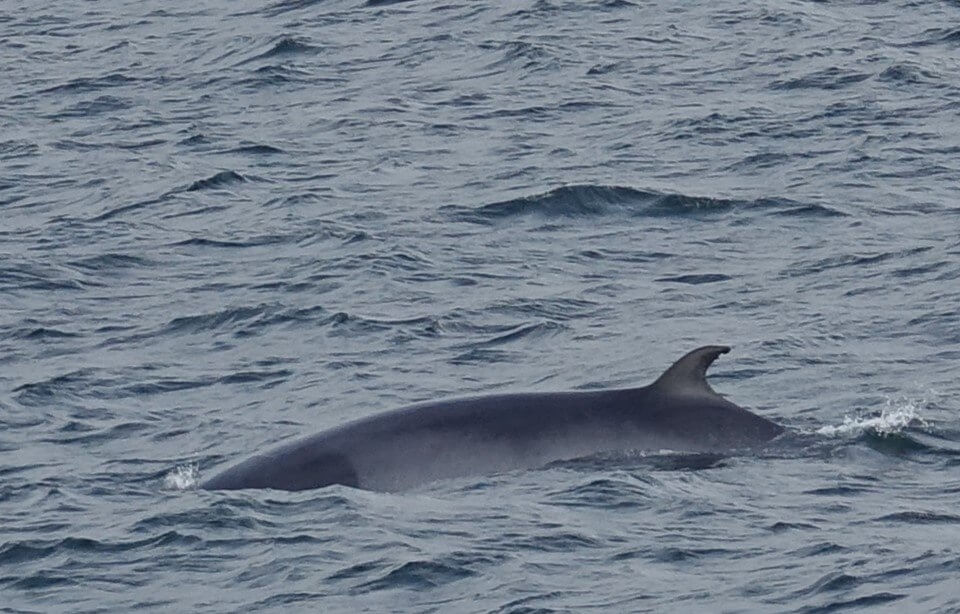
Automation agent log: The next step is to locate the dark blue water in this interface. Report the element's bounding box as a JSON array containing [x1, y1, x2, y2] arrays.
[[3, 0, 960, 611]]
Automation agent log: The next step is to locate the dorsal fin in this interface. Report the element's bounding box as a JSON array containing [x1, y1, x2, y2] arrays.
[[652, 345, 730, 395]]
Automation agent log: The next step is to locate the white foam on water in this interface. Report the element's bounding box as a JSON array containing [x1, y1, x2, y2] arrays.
[[163, 463, 200, 490], [816, 397, 927, 438]]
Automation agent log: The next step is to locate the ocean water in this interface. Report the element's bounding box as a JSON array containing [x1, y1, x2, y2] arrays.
[[2, 0, 960, 611]]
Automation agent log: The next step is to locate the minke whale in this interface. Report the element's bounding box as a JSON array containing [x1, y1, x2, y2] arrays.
[[201, 346, 783, 492]]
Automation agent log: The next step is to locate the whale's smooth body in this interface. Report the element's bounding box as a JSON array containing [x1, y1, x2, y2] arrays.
[[201, 346, 783, 492]]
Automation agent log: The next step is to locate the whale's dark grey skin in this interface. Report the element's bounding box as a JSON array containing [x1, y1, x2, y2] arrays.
[[201, 346, 783, 492]]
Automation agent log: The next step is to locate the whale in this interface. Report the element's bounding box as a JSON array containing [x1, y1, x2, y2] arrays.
[[201, 345, 783, 492]]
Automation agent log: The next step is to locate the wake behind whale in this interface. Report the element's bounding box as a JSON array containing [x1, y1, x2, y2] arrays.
[[201, 346, 784, 492]]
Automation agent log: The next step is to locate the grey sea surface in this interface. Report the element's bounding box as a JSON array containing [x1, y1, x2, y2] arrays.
[[2, 0, 960, 612]]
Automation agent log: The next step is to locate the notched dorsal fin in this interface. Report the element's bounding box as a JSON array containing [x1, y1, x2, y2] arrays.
[[653, 345, 731, 395]]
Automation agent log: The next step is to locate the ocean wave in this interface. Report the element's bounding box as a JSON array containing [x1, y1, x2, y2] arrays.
[[184, 170, 247, 192], [234, 36, 323, 67], [449, 184, 841, 223]]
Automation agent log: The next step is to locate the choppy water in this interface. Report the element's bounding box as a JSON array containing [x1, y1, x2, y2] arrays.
[[3, 0, 960, 611]]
